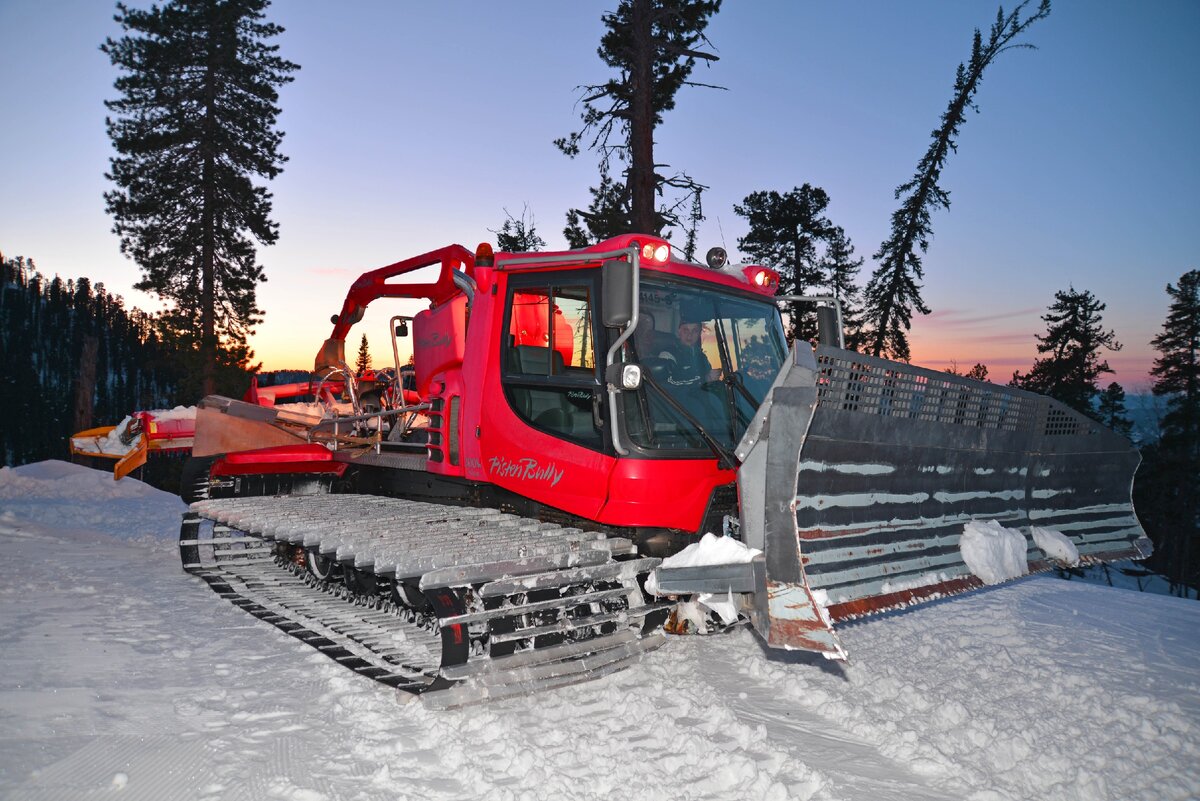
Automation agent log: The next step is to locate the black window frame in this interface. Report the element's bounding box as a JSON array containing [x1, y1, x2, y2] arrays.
[[616, 275, 788, 460], [500, 270, 608, 451]]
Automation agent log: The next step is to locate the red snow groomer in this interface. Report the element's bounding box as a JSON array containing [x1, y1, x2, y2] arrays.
[[180, 234, 1151, 707]]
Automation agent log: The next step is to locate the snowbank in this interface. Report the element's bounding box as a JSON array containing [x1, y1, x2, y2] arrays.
[[0, 460, 185, 547], [1, 461, 1197, 801]]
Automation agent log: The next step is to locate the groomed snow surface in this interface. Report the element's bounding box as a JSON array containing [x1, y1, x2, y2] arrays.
[[1, 462, 1198, 801]]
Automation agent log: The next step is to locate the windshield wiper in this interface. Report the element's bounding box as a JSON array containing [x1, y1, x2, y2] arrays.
[[640, 372, 738, 470]]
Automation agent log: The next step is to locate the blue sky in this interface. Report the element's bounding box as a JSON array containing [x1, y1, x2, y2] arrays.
[[1, 0, 1197, 387]]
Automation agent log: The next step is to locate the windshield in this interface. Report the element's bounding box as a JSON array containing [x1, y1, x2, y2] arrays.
[[621, 278, 787, 452]]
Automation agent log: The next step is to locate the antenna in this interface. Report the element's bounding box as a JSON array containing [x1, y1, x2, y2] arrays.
[[716, 216, 728, 252]]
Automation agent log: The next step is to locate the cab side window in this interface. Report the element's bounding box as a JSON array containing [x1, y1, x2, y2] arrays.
[[503, 280, 603, 447]]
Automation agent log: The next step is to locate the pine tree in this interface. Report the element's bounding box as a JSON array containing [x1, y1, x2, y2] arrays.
[[862, 1, 1051, 360], [556, 0, 721, 238], [680, 187, 705, 262], [820, 225, 865, 350], [1142, 269, 1200, 595], [1013, 287, 1121, 418], [1097, 382, 1134, 437], [493, 205, 547, 253], [102, 0, 298, 396], [355, 334, 371, 375], [563, 164, 633, 246], [734, 185, 833, 342], [1150, 269, 1200, 459], [966, 363, 989, 381]]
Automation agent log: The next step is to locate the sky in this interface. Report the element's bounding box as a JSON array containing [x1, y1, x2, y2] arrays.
[[1, 0, 1197, 389]]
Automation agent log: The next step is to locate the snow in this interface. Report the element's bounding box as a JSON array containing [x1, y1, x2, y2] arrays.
[[1031, 526, 1081, 566], [69, 415, 138, 456], [2, 461, 1199, 800], [645, 533, 761, 624], [960, 519, 1030, 585], [148, 405, 197, 422], [657, 531, 761, 570]]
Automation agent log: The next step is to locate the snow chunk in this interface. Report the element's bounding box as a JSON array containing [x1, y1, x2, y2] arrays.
[[959, 520, 1029, 585], [1031, 526, 1080, 566], [660, 532, 762, 569], [71, 415, 139, 456], [645, 533, 761, 624]]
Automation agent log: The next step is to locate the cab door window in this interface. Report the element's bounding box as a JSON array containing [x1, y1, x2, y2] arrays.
[[503, 281, 602, 447]]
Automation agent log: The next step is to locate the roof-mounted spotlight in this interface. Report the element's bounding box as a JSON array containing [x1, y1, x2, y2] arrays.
[[705, 246, 727, 270]]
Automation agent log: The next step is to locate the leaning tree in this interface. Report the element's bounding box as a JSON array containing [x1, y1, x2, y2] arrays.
[[862, 0, 1051, 361]]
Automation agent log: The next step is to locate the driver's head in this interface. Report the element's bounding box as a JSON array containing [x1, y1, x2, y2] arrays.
[[634, 312, 656, 351], [677, 321, 702, 346]]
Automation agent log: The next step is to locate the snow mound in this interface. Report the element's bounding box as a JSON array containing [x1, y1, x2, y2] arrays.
[[1032, 525, 1080, 566], [0, 460, 185, 544], [959, 520, 1028, 585], [644, 532, 760, 599]]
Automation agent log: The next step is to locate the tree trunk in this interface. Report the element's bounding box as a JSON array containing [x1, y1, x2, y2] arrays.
[[629, 0, 657, 234], [201, 24, 218, 397], [73, 335, 98, 432]]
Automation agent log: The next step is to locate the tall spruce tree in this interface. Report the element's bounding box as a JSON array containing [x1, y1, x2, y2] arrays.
[[563, 164, 631, 247], [556, 0, 721, 240], [734, 185, 834, 342], [862, 0, 1051, 360], [1143, 269, 1200, 594], [1012, 287, 1121, 418], [102, 0, 298, 396], [1150, 269, 1200, 459]]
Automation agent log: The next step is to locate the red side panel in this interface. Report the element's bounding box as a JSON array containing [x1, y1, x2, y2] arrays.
[[212, 444, 347, 476], [599, 457, 735, 531], [414, 295, 468, 398], [478, 411, 614, 521], [135, 411, 195, 442]]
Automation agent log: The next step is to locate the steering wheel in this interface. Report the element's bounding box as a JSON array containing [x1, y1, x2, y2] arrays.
[[641, 357, 672, 381]]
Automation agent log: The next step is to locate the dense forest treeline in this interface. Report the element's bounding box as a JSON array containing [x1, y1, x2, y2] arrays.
[[0, 254, 252, 466]]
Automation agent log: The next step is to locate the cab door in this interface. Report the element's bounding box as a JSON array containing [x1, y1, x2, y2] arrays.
[[477, 271, 614, 519]]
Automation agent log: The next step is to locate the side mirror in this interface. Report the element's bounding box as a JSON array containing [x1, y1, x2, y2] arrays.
[[601, 257, 633, 328], [395, 321, 409, 337]]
